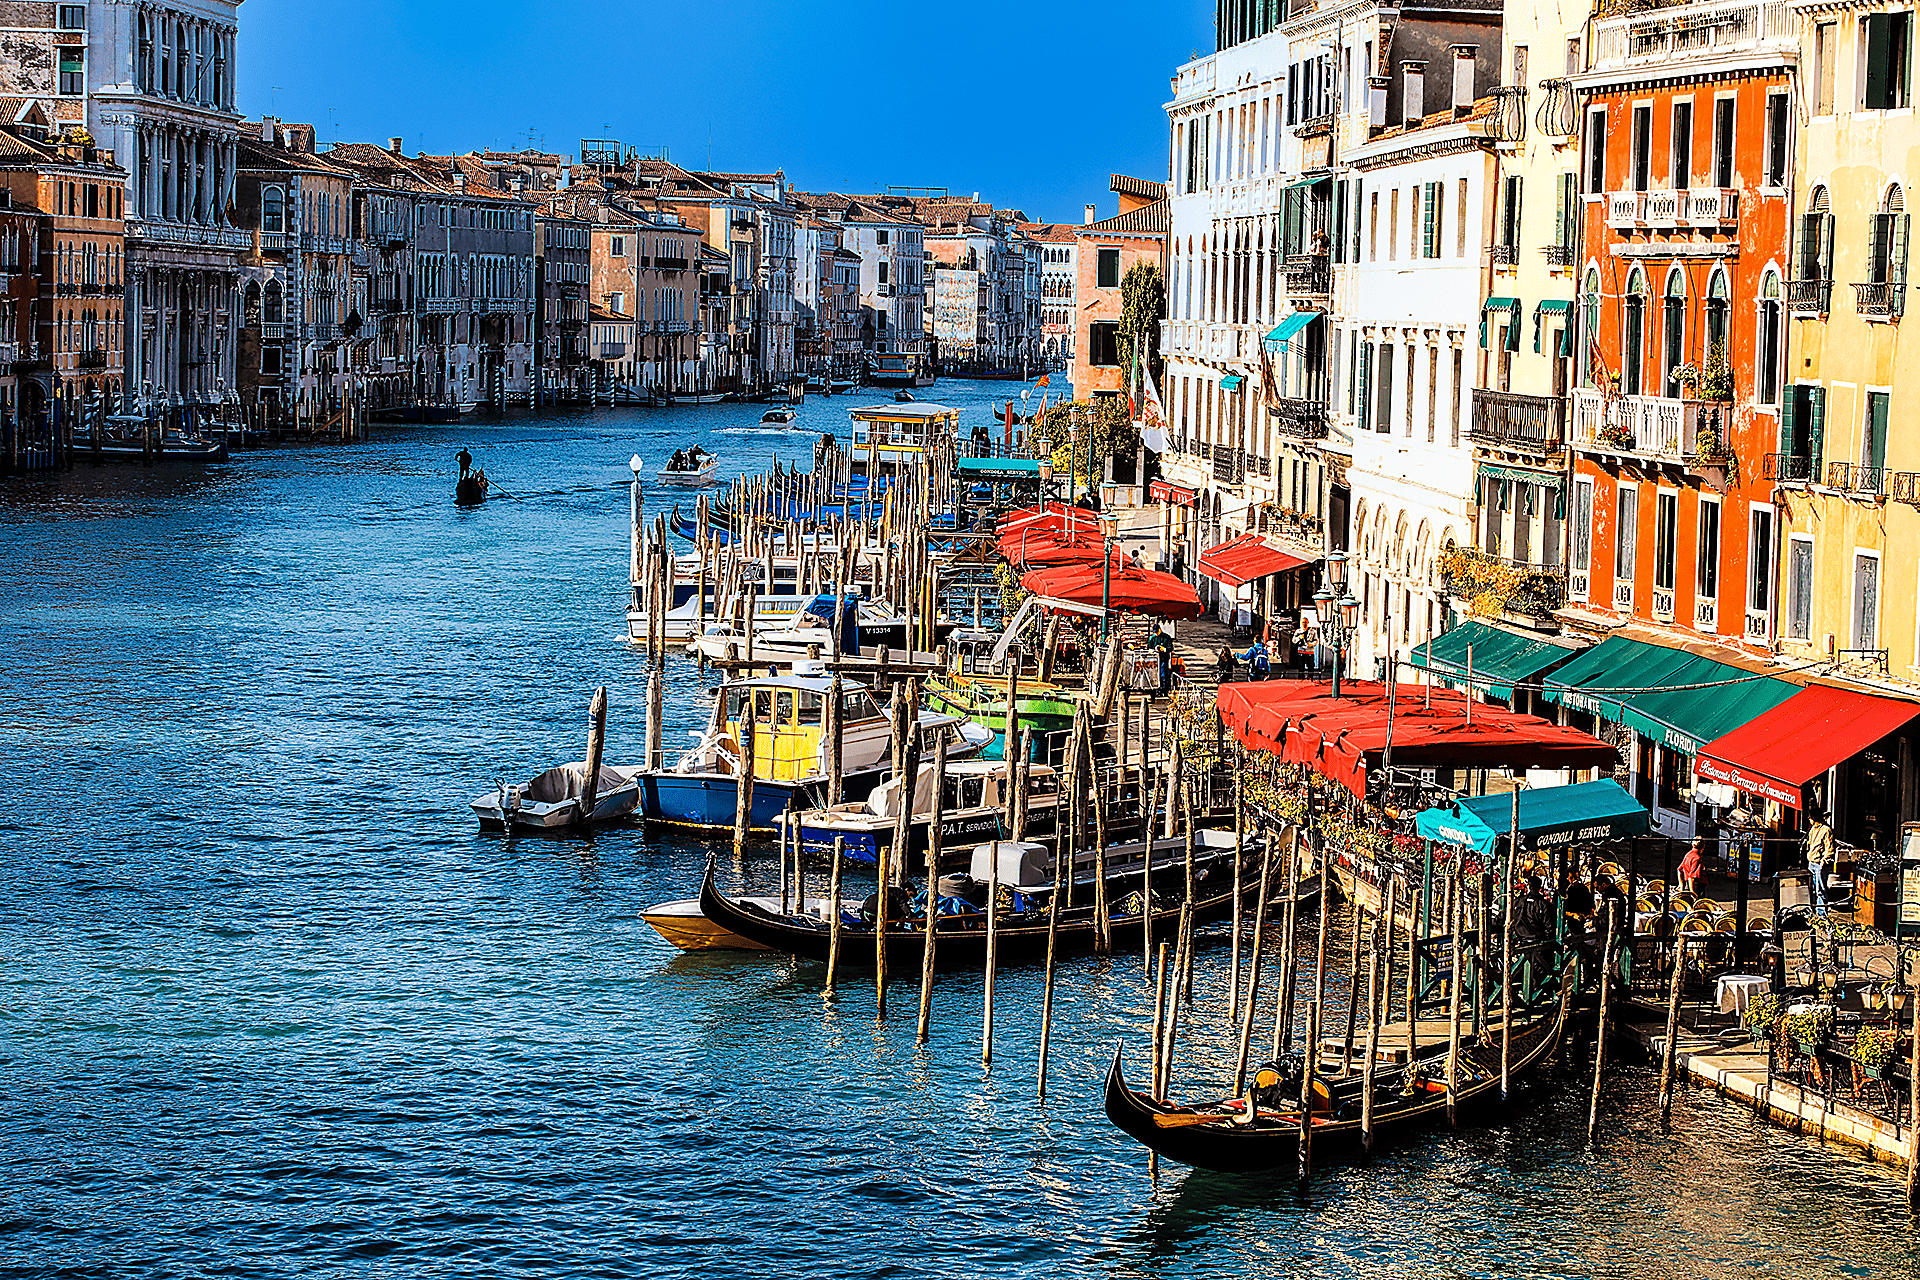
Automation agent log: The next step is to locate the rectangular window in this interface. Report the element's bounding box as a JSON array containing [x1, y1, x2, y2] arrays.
[[1765, 92, 1790, 187], [1696, 499, 1720, 600], [1422, 182, 1440, 258], [1864, 390, 1890, 473], [1787, 537, 1814, 639], [57, 4, 84, 28], [57, 47, 84, 96], [1571, 477, 1594, 573], [1388, 189, 1399, 260], [1375, 343, 1395, 432], [1853, 554, 1881, 649], [1814, 23, 1836, 115], [1748, 506, 1774, 616], [1097, 247, 1120, 288], [1088, 321, 1119, 366], [1368, 192, 1378, 260], [1500, 175, 1523, 249], [1712, 97, 1735, 187], [1863, 12, 1914, 110], [1585, 108, 1607, 191], [1631, 105, 1652, 191], [877, 228, 889, 245], [1615, 485, 1638, 581], [877, 260, 888, 284], [1653, 490, 1678, 590], [1671, 101, 1693, 188], [611, 236, 625, 257], [1457, 178, 1469, 257]]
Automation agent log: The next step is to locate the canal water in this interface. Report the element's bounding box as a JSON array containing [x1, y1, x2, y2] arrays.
[[2, 380, 1913, 1278]]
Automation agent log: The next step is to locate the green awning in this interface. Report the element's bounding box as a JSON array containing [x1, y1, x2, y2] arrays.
[[1477, 462, 1564, 492], [1266, 310, 1322, 344], [1541, 635, 1800, 756], [1410, 619, 1574, 700], [1414, 779, 1650, 856], [956, 457, 1041, 478], [1220, 374, 1245, 391], [1480, 296, 1521, 349], [1535, 299, 1573, 355]]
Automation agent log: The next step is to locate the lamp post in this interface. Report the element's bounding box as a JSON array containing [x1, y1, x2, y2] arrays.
[[1020, 386, 1031, 457], [1315, 551, 1362, 698]]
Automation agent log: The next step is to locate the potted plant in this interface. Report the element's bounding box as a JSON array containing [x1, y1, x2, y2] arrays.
[[1596, 417, 1637, 451], [1783, 1005, 1835, 1054], [1699, 342, 1734, 403], [1852, 1026, 1898, 1078], [1744, 991, 1784, 1043], [1673, 362, 1702, 397]]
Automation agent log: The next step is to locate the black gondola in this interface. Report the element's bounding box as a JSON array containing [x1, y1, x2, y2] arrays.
[[696, 845, 1321, 970], [455, 472, 489, 506], [1101, 968, 1578, 1173]]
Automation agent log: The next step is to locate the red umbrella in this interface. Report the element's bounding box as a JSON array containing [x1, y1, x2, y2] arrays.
[[997, 528, 1110, 568], [997, 502, 1102, 540], [1020, 556, 1203, 620]]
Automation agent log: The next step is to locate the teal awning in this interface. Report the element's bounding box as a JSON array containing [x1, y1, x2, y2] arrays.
[[1220, 374, 1245, 391], [1266, 310, 1321, 344], [1535, 299, 1573, 355], [1480, 296, 1521, 349], [1414, 779, 1650, 856], [1541, 635, 1800, 756], [957, 457, 1041, 478], [1477, 462, 1564, 492], [1410, 619, 1574, 700]]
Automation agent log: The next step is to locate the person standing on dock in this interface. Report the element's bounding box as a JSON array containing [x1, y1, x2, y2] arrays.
[[1149, 625, 1173, 694]]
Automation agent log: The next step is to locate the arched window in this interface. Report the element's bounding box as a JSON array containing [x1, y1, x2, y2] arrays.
[[1869, 184, 1910, 317], [261, 185, 283, 234], [1705, 269, 1730, 362], [1796, 185, 1834, 311], [263, 281, 282, 325], [1623, 268, 1647, 396], [1758, 270, 1783, 404], [1663, 269, 1687, 398]]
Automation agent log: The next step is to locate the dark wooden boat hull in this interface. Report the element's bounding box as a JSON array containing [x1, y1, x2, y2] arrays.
[[455, 475, 488, 506], [696, 854, 1320, 970], [1101, 970, 1577, 1173]]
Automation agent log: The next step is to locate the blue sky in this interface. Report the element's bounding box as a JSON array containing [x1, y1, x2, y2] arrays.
[[239, 1, 1214, 223]]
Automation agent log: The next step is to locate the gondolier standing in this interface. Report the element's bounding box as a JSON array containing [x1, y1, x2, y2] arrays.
[[457, 447, 472, 478]]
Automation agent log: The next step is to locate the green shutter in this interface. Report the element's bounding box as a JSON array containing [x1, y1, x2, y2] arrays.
[[1505, 308, 1522, 351], [1779, 386, 1796, 457], [1808, 385, 1825, 468], [1869, 391, 1890, 471], [1797, 212, 1822, 281], [1358, 340, 1372, 420], [1895, 214, 1911, 315]]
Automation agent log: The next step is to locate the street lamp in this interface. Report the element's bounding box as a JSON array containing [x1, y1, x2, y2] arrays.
[[1314, 557, 1363, 698]]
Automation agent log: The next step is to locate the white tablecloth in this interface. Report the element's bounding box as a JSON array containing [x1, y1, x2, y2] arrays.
[[1716, 974, 1770, 1015]]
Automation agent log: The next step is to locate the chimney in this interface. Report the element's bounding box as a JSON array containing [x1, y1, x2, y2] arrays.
[[452, 171, 466, 192], [1400, 61, 1427, 126], [1451, 45, 1478, 117], [1084, 203, 1097, 224], [260, 115, 276, 144], [388, 136, 403, 155], [1368, 76, 1389, 129], [510, 175, 525, 195]]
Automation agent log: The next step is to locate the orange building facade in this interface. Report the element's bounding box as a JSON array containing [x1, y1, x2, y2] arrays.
[[1567, 8, 1796, 656]]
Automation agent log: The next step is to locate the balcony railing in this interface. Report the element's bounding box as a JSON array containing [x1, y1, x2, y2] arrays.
[[1271, 396, 1330, 439], [77, 348, 108, 370], [1470, 388, 1566, 454], [598, 342, 627, 359], [1295, 112, 1335, 138], [1787, 278, 1832, 314], [1892, 472, 1920, 505], [1591, 0, 1794, 68], [1608, 187, 1738, 229], [1489, 245, 1518, 266], [1853, 281, 1905, 318], [1438, 547, 1568, 619], [1570, 388, 1729, 469], [1284, 254, 1329, 296], [1543, 244, 1576, 267], [1827, 460, 1888, 495], [1213, 446, 1244, 486], [1763, 452, 1815, 483]]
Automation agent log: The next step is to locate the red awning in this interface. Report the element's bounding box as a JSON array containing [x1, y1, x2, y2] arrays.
[[996, 502, 1102, 541], [1218, 680, 1618, 797], [1695, 684, 1920, 809], [1197, 533, 1309, 588], [1020, 557, 1203, 620], [997, 528, 1108, 568]]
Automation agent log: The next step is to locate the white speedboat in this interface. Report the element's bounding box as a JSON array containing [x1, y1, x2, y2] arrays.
[[472, 761, 644, 830], [761, 407, 796, 424], [659, 447, 719, 487]]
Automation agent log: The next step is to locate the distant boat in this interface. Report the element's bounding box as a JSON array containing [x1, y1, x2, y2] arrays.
[[672, 390, 726, 406], [761, 407, 796, 424], [772, 757, 1061, 867], [75, 420, 229, 463], [370, 403, 467, 424], [829, 378, 857, 394], [894, 390, 915, 402], [471, 762, 644, 830]]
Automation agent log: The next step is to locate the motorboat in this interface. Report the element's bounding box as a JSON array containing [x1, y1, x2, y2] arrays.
[[926, 673, 1078, 759], [634, 661, 981, 830], [74, 417, 230, 462], [761, 407, 796, 424], [641, 892, 860, 951], [471, 761, 644, 830], [658, 447, 719, 487], [893, 390, 915, 402], [772, 757, 1060, 867]]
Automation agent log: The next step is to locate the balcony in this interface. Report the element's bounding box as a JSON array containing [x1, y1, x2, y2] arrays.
[[1590, 0, 1795, 72], [1787, 277, 1831, 315], [1284, 254, 1329, 297], [124, 216, 254, 250], [259, 323, 284, 339], [1826, 460, 1887, 497], [77, 348, 108, 370], [656, 257, 690, 271], [1543, 244, 1577, 268], [1853, 281, 1905, 318], [1295, 112, 1335, 139], [1438, 546, 1568, 620], [1570, 387, 1731, 471], [1763, 452, 1815, 483], [1267, 506, 1326, 548], [1488, 245, 1518, 267], [1270, 396, 1330, 439], [598, 342, 627, 359], [311, 322, 338, 340], [1685, 187, 1739, 226], [1470, 388, 1567, 457], [1607, 187, 1738, 230], [1212, 446, 1244, 486], [1892, 472, 1920, 505]]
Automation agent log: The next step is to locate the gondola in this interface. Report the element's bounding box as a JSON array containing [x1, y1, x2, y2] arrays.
[[1101, 967, 1578, 1173], [696, 841, 1321, 970], [455, 471, 489, 505]]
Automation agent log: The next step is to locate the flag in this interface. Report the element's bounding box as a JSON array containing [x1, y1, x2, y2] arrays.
[[1257, 336, 1282, 412], [1139, 366, 1169, 455], [1035, 374, 1050, 388], [1587, 336, 1614, 396], [1004, 399, 1015, 442]]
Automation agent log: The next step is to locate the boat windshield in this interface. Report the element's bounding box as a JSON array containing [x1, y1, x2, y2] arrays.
[[726, 686, 827, 725]]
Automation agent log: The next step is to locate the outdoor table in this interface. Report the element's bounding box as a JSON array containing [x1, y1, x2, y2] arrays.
[[1717, 973, 1770, 1015]]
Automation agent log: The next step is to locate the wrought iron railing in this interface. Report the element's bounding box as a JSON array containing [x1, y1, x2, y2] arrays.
[[1491, 86, 1528, 142], [1534, 78, 1578, 136], [1271, 396, 1330, 439], [1763, 452, 1814, 483], [1827, 460, 1888, 495], [1787, 277, 1832, 313], [1284, 254, 1329, 295], [1854, 282, 1905, 318], [1470, 388, 1566, 452], [1892, 471, 1920, 505], [1488, 244, 1519, 266], [1543, 244, 1576, 267]]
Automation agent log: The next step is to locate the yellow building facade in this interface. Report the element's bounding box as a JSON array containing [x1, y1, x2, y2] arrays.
[[1779, 0, 1920, 684]]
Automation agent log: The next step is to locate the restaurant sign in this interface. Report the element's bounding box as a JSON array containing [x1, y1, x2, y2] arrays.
[[1149, 480, 1198, 508]]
